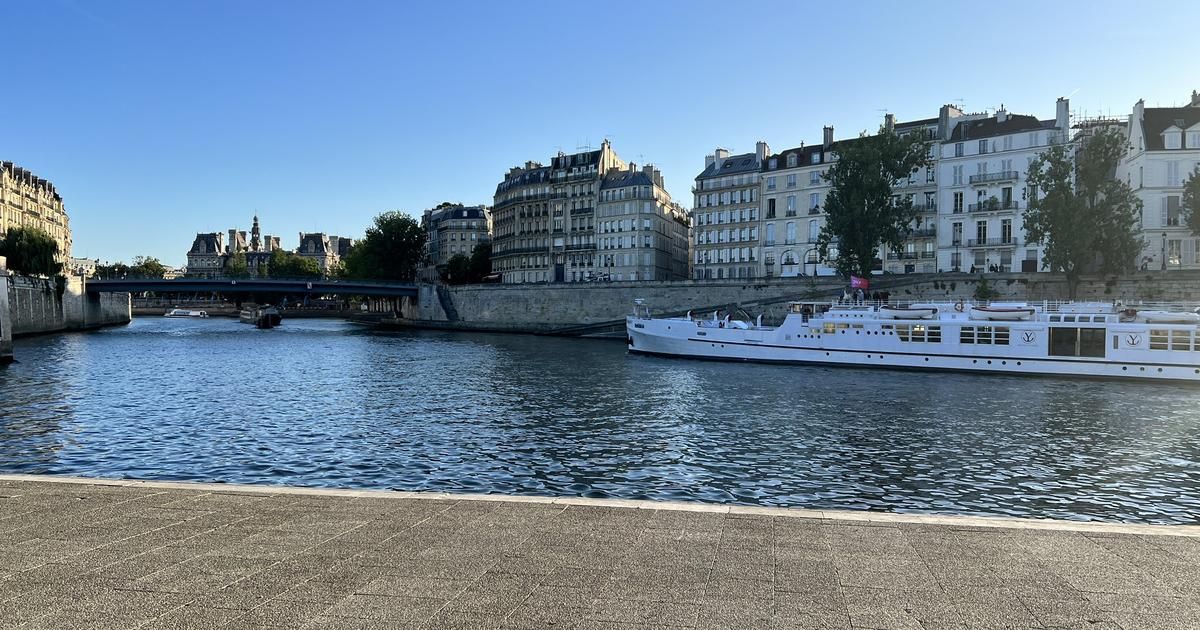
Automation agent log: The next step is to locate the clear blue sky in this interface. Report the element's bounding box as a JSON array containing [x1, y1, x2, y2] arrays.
[[3, 0, 1195, 266]]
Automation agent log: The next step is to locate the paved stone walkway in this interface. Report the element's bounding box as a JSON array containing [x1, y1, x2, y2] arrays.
[[2, 476, 1200, 629]]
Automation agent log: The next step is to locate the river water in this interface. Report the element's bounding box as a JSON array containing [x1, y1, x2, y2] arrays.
[[3, 317, 1200, 523]]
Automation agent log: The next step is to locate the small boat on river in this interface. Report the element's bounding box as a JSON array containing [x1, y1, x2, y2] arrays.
[[627, 299, 1200, 382], [239, 306, 282, 329], [164, 308, 208, 318]]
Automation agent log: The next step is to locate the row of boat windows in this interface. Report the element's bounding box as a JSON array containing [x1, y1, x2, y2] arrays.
[[1149, 329, 1199, 351], [822, 323, 1010, 344], [1048, 315, 1110, 323]]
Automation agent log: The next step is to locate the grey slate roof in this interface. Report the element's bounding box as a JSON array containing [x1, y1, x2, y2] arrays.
[[695, 152, 759, 181], [1142, 105, 1200, 150], [600, 170, 653, 190], [495, 166, 551, 194], [946, 114, 1047, 142]]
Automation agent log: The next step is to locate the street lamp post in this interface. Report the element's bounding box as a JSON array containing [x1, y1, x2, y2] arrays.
[[1162, 232, 1168, 271]]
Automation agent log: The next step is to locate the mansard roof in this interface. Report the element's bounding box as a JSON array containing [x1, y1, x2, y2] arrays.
[[601, 170, 654, 189], [946, 114, 1047, 142], [1142, 106, 1200, 150], [695, 152, 759, 181]]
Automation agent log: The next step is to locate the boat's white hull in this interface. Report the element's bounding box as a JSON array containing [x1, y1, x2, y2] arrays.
[[627, 317, 1200, 382]]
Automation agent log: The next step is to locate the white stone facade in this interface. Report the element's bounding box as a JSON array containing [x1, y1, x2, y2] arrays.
[[1117, 92, 1200, 270], [691, 144, 766, 280], [595, 164, 690, 282]]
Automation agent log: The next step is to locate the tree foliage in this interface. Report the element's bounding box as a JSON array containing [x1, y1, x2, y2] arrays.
[[1023, 128, 1142, 296], [343, 211, 426, 281], [1184, 165, 1200, 236], [224, 252, 249, 277], [265, 249, 322, 278], [0, 226, 61, 276], [130, 256, 168, 279], [95, 261, 130, 279], [817, 129, 931, 277], [441, 243, 493, 285]]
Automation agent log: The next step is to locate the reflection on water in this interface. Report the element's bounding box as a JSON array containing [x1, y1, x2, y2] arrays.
[[3, 317, 1200, 523]]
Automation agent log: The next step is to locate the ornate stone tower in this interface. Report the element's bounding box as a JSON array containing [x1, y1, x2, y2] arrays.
[[250, 215, 262, 252]]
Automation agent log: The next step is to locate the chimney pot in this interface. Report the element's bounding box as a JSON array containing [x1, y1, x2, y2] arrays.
[[822, 126, 834, 148]]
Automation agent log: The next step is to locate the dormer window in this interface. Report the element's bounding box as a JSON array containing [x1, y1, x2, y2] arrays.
[[811, 153, 820, 164], [768, 158, 777, 170], [786, 154, 797, 168], [1164, 129, 1183, 149], [1189, 131, 1200, 149]]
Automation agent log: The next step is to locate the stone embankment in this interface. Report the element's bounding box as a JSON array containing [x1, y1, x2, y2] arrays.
[[1, 256, 131, 363], [392, 270, 1200, 337]]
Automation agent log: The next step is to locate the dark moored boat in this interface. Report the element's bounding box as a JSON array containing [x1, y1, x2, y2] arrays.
[[239, 306, 282, 329]]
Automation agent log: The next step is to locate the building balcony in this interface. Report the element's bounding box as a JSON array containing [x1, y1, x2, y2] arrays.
[[764, 240, 776, 247], [907, 228, 937, 238], [969, 171, 1019, 185], [967, 237, 1020, 248], [968, 200, 1020, 213], [808, 208, 821, 215], [571, 206, 594, 215], [566, 243, 597, 251], [920, 203, 938, 213], [785, 210, 798, 217], [886, 252, 920, 260]]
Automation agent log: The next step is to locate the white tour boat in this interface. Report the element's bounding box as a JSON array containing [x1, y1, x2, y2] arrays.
[[164, 308, 208, 318], [626, 300, 1200, 382]]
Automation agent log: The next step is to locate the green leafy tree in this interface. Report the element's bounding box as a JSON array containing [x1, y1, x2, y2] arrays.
[[1024, 128, 1142, 298], [265, 249, 322, 279], [95, 261, 130, 279], [224, 252, 249, 277], [129, 256, 168, 279], [1184, 165, 1200, 235], [343, 211, 426, 281], [0, 226, 61, 276], [468, 242, 492, 282], [442, 254, 472, 285], [817, 129, 931, 277]]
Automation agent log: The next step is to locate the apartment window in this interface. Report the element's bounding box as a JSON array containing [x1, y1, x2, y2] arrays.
[[786, 222, 796, 244], [977, 162, 988, 176], [787, 154, 797, 168], [925, 192, 935, 210], [769, 158, 777, 170], [1166, 196, 1182, 226], [766, 223, 775, 245], [1001, 159, 1012, 174], [766, 176, 776, 190], [786, 174, 797, 188], [810, 171, 820, 185], [811, 153, 820, 164], [953, 191, 964, 213], [955, 143, 964, 157], [809, 193, 820, 210], [976, 221, 987, 243], [952, 165, 963, 186], [1168, 161, 1182, 187], [1164, 132, 1182, 150], [1001, 219, 1012, 243], [786, 195, 796, 213], [808, 220, 819, 242], [951, 251, 962, 270], [926, 168, 935, 183], [951, 222, 962, 246], [1189, 132, 1200, 149], [1003, 136, 1013, 151], [978, 140, 988, 154]]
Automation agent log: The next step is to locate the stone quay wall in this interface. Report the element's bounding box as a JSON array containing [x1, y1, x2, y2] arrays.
[[0, 262, 131, 349], [399, 270, 1200, 335]]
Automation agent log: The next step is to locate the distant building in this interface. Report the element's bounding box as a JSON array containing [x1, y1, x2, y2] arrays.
[[492, 140, 628, 283], [327, 235, 354, 259], [1117, 90, 1200, 270], [595, 164, 689, 281], [0, 161, 72, 261], [692, 144, 766, 280], [937, 98, 1069, 273], [296, 233, 340, 272], [162, 267, 186, 280], [421, 204, 491, 277], [185, 215, 280, 277], [68, 257, 98, 277]]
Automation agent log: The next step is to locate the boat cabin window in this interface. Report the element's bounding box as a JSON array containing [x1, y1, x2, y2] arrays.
[[894, 324, 942, 343], [960, 326, 1009, 345], [1150, 329, 1193, 351], [1050, 327, 1106, 358]]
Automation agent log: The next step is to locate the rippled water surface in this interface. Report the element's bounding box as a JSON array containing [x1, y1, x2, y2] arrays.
[[4, 317, 1200, 523]]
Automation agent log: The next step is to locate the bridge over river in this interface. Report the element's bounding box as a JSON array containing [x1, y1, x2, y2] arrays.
[[85, 277, 418, 298]]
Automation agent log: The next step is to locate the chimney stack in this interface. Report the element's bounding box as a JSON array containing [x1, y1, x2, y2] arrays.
[[822, 126, 834, 149], [884, 114, 895, 133], [1191, 90, 1200, 107], [755, 140, 770, 162], [1056, 97, 1070, 130], [996, 105, 1008, 123]]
